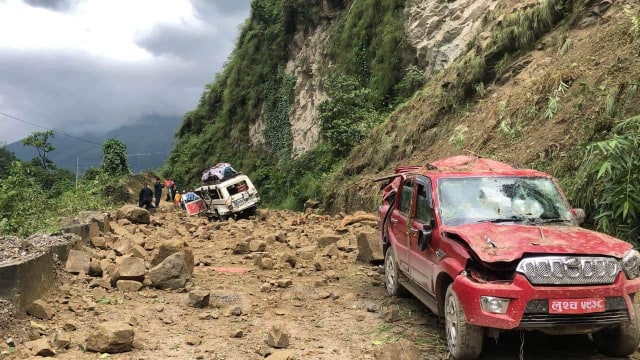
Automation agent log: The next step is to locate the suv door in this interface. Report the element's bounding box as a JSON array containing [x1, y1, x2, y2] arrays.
[[408, 176, 437, 294], [389, 177, 415, 275]]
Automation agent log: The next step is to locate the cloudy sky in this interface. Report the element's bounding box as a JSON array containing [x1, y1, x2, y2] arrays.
[[0, 0, 251, 144]]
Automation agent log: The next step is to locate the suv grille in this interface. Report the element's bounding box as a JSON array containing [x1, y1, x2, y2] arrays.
[[519, 297, 629, 328], [516, 256, 620, 285]]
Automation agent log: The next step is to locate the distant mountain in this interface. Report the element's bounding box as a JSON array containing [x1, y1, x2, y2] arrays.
[[7, 114, 181, 174]]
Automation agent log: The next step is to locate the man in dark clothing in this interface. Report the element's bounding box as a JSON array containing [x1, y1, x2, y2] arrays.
[[153, 179, 163, 208], [139, 183, 154, 210]]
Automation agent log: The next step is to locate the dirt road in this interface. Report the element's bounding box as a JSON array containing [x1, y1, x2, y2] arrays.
[[1, 205, 639, 359]]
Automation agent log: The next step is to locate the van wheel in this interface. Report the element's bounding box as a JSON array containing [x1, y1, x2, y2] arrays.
[[444, 284, 483, 360], [216, 211, 228, 221], [593, 301, 640, 356], [384, 248, 407, 297]]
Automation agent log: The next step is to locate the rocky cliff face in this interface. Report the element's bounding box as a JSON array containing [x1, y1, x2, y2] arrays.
[[277, 0, 499, 157], [404, 0, 498, 76]]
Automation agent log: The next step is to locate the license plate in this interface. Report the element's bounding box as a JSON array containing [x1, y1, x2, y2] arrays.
[[549, 298, 605, 314]]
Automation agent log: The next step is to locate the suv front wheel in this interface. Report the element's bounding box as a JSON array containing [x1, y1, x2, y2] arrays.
[[592, 300, 640, 356], [444, 284, 483, 360]]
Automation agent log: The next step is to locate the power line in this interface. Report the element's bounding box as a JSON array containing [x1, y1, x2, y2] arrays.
[[0, 112, 102, 146]]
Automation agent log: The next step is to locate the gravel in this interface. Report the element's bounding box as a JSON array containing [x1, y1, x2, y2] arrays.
[[0, 233, 78, 266]]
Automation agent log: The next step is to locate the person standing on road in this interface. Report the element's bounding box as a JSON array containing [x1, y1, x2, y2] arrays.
[[139, 183, 154, 210], [154, 179, 163, 208], [164, 179, 174, 201]]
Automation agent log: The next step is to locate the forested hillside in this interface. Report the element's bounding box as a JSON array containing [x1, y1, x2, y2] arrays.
[[166, 0, 640, 243]]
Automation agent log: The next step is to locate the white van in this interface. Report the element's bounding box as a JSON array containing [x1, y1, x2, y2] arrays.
[[194, 174, 260, 220]]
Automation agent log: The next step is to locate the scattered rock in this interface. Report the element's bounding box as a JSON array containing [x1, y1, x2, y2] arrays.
[[185, 334, 202, 346], [150, 240, 195, 273], [232, 241, 250, 254], [230, 306, 243, 316], [267, 350, 294, 360], [260, 283, 272, 292], [116, 280, 143, 292], [112, 257, 145, 284], [188, 290, 210, 308], [383, 308, 400, 323], [258, 257, 275, 270], [230, 329, 244, 338], [266, 322, 290, 349], [323, 244, 339, 258], [277, 279, 292, 288], [281, 253, 298, 268], [26, 300, 55, 320], [25, 337, 55, 357], [116, 205, 150, 224], [65, 250, 91, 274], [90, 237, 108, 250], [63, 322, 77, 331], [148, 252, 191, 289], [85, 321, 135, 353], [357, 232, 384, 263], [373, 338, 421, 360], [128, 245, 147, 259], [88, 259, 103, 277], [52, 332, 71, 349], [340, 212, 377, 227], [313, 258, 327, 271], [249, 240, 267, 252], [316, 234, 341, 248]]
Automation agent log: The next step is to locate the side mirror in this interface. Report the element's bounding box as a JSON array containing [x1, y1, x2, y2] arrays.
[[572, 208, 586, 225], [418, 220, 435, 251]]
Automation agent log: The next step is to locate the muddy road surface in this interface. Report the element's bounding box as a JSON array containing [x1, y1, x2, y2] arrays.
[[1, 205, 638, 359]]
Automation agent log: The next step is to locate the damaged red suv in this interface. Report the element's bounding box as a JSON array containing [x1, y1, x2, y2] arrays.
[[378, 155, 640, 359]]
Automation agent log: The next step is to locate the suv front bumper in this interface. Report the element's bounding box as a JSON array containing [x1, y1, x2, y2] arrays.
[[452, 273, 640, 329]]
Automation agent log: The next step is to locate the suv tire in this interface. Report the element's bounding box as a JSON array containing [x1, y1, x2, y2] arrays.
[[593, 301, 640, 356], [444, 284, 483, 360], [384, 247, 407, 297]]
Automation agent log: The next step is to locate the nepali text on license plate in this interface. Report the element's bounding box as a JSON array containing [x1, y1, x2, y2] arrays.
[[549, 298, 605, 314]]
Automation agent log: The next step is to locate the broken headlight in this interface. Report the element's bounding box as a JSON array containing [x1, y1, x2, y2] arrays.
[[622, 249, 640, 279]]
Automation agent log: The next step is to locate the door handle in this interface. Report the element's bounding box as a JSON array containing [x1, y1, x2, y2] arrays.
[[390, 219, 398, 224]]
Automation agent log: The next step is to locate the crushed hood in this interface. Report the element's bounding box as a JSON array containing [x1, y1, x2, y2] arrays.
[[442, 223, 633, 263]]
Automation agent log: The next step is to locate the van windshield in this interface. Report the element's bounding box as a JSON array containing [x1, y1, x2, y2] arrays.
[[437, 177, 572, 226]]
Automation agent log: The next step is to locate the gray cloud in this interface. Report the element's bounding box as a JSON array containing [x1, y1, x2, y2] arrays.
[[0, 0, 251, 143], [23, 0, 80, 12]]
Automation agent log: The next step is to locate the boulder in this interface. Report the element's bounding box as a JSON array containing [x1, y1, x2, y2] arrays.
[[88, 259, 103, 277], [266, 322, 290, 348], [258, 257, 274, 270], [128, 245, 147, 259], [111, 257, 145, 284], [85, 321, 134, 353], [65, 250, 91, 274], [116, 280, 143, 292], [27, 300, 55, 320], [249, 240, 267, 252], [25, 338, 55, 357], [187, 290, 210, 308], [323, 244, 340, 258], [148, 252, 190, 289], [357, 232, 384, 263], [316, 234, 341, 248], [52, 332, 71, 349], [90, 236, 108, 250], [116, 205, 150, 225], [373, 338, 421, 360], [232, 241, 251, 254], [150, 240, 194, 273]]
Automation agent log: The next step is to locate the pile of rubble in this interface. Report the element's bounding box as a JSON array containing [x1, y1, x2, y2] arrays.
[[0, 234, 78, 266]]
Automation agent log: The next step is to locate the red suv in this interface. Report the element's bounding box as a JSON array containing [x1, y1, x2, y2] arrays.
[[378, 155, 640, 359]]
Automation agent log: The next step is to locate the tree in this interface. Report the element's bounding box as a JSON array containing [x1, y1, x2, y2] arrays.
[[22, 130, 55, 170], [0, 145, 18, 180], [101, 138, 130, 177]]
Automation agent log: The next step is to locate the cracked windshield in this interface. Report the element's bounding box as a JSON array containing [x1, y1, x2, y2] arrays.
[[438, 177, 572, 226]]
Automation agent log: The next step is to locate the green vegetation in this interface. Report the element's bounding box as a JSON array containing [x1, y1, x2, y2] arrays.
[[0, 133, 132, 237], [569, 115, 640, 244], [101, 138, 131, 177], [165, 0, 417, 209]]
